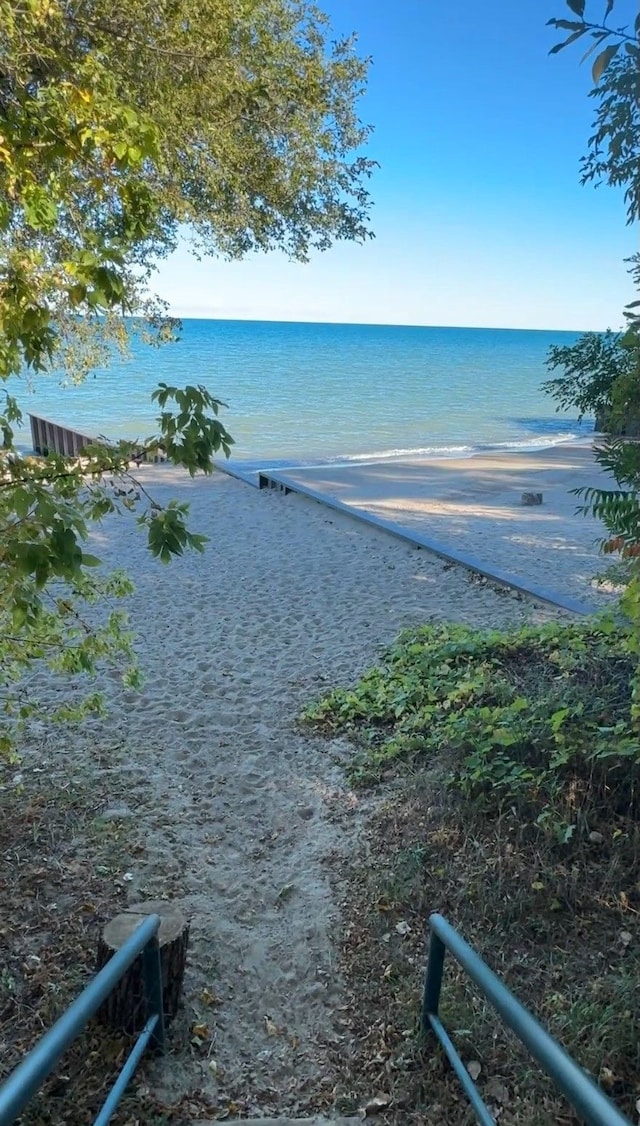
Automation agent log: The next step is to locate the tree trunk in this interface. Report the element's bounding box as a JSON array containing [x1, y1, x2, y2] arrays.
[[95, 901, 189, 1032]]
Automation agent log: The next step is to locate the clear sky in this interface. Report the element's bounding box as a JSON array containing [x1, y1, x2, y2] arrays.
[[153, 0, 635, 331]]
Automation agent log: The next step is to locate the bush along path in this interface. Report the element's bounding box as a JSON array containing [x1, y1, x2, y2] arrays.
[[304, 617, 640, 1124]]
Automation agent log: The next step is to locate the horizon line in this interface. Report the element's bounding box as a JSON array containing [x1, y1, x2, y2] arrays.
[[159, 314, 611, 334]]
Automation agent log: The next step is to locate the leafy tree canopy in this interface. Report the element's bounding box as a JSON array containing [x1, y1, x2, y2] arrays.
[[0, 0, 374, 756], [547, 0, 639, 338], [1, 0, 374, 381], [543, 330, 639, 427], [545, 0, 640, 719]]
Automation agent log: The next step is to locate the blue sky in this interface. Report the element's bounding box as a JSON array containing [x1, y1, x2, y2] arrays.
[[153, 0, 634, 331]]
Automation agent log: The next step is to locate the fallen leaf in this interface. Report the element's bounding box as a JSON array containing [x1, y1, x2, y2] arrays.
[[362, 1094, 391, 1114], [264, 1015, 281, 1036], [467, 1060, 482, 1081], [486, 1077, 510, 1105], [191, 1022, 209, 1040]]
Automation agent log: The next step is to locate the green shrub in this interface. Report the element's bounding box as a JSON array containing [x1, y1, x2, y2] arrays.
[[304, 619, 638, 839]]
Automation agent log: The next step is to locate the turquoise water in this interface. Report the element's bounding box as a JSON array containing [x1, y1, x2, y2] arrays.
[[10, 319, 592, 467]]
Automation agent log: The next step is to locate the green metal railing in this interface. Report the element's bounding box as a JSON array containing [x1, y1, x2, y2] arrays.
[[422, 913, 632, 1126], [0, 913, 165, 1126]]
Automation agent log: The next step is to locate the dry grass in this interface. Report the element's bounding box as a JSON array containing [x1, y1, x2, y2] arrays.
[[329, 768, 640, 1125], [0, 752, 215, 1126]]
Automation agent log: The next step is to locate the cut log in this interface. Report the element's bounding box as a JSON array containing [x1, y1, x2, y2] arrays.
[[95, 900, 189, 1032], [521, 492, 543, 506]]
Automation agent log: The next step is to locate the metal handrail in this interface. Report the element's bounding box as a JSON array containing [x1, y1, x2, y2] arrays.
[[422, 913, 631, 1126], [0, 913, 165, 1126]]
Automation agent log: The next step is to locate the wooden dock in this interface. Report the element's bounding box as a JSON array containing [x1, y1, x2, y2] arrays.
[[28, 413, 167, 463], [29, 414, 94, 458]]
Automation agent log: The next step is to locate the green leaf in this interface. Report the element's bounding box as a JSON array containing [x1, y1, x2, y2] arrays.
[[550, 707, 570, 733], [592, 43, 621, 82], [620, 327, 639, 349], [68, 283, 87, 305], [580, 33, 612, 65], [550, 27, 588, 53], [565, 0, 585, 14], [12, 487, 32, 518], [548, 19, 586, 30]]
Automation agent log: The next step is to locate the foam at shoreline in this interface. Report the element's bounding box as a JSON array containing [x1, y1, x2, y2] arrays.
[[320, 429, 592, 465], [225, 428, 595, 477]]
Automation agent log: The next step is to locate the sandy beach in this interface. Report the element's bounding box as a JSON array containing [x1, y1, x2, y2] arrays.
[[265, 442, 614, 607], [5, 0, 632, 1114], [15, 463, 569, 1118]]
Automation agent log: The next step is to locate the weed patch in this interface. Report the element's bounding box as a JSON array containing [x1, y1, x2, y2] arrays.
[[305, 619, 638, 841], [309, 618, 640, 1122]]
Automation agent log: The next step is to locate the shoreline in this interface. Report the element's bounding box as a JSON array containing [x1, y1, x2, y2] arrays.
[[251, 442, 613, 608], [223, 428, 597, 476]]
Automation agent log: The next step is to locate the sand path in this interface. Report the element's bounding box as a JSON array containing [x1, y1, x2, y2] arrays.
[[31, 469, 559, 1117]]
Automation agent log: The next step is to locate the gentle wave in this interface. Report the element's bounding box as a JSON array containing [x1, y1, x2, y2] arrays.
[[229, 430, 591, 476], [480, 431, 583, 452], [328, 431, 584, 465], [339, 444, 473, 461]]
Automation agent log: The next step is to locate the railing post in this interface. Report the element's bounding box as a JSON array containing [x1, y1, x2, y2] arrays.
[[422, 929, 446, 1036], [141, 935, 166, 1054]]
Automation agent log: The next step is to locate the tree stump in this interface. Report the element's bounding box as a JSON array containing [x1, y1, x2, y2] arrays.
[[521, 491, 543, 506], [95, 901, 189, 1032]]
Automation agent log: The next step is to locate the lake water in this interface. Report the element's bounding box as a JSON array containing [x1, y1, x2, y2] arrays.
[[10, 319, 592, 467]]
